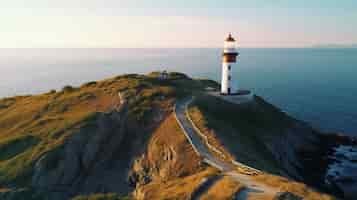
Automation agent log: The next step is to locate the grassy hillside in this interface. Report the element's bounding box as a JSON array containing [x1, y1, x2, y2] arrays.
[[188, 94, 288, 174], [188, 94, 337, 200], [0, 72, 336, 200], [0, 72, 217, 199]]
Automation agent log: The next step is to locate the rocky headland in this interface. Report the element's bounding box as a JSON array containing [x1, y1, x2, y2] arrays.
[[0, 72, 355, 200]]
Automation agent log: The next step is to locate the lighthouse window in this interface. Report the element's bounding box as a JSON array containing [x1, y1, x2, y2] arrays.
[[228, 65, 231, 70], [228, 75, 231, 80]]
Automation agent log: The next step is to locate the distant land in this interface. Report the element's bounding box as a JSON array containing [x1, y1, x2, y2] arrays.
[[311, 44, 357, 48]]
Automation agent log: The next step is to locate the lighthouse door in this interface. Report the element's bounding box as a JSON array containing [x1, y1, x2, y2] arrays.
[[228, 88, 231, 94]]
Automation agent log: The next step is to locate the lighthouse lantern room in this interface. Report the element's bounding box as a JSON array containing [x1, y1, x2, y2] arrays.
[[221, 33, 239, 95]]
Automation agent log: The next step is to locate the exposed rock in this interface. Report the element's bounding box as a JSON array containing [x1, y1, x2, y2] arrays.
[[128, 144, 179, 187], [31, 105, 141, 198]]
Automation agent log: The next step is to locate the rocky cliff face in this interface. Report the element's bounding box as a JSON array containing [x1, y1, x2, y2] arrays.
[[32, 105, 134, 198], [128, 114, 203, 199], [265, 117, 357, 199], [233, 101, 357, 199], [237, 98, 357, 198], [30, 99, 185, 199], [189, 94, 357, 199], [264, 122, 321, 181]]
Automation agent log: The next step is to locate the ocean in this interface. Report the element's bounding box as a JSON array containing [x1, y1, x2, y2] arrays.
[[0, 48, 356, 136]]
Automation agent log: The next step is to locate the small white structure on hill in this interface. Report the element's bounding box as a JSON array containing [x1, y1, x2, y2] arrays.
[[221, 33, 239, 95], [158, 70, 169, 80]]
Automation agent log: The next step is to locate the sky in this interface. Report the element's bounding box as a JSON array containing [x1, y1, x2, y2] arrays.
[[1, 0, 357, 48]]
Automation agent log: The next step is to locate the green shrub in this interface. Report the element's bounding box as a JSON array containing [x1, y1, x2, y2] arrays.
[[0, 135, 40, 161], [43, 89, 56, 95], [168, 72, 189, 80], [82, 81, 97, 88], [62, 85, 76, 93], [79, 92, 96, 101], [0, 97, 16, 109]]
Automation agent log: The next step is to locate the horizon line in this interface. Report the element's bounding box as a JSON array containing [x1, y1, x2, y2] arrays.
[[2, 46, 357, 49]]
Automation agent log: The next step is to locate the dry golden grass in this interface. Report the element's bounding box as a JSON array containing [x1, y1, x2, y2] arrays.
[[0, 86, 115, 184], [138, 167, 218, 200], [0, 85, 115, 136], [254, 174, 336, 200], [0, 74, 178, 184], [0, 187, 11, 192], [145, 113, 203, 180], [200, 175, 245, 200], [132, 112, 224, 200]]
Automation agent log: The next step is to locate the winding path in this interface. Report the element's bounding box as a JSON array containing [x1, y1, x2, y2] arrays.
[[174, 97, 279, 200]]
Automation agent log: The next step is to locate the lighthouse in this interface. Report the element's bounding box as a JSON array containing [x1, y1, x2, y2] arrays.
[[221, 33, 239, 95]]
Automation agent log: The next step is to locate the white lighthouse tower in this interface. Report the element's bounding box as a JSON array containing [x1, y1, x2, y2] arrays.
[[221, 33, 239, 95]]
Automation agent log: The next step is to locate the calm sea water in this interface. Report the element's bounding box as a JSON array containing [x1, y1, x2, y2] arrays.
[[1, 48, 356, 136]]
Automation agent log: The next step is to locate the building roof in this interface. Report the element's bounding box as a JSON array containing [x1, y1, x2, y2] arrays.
[[225, 33, 236, 42]]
